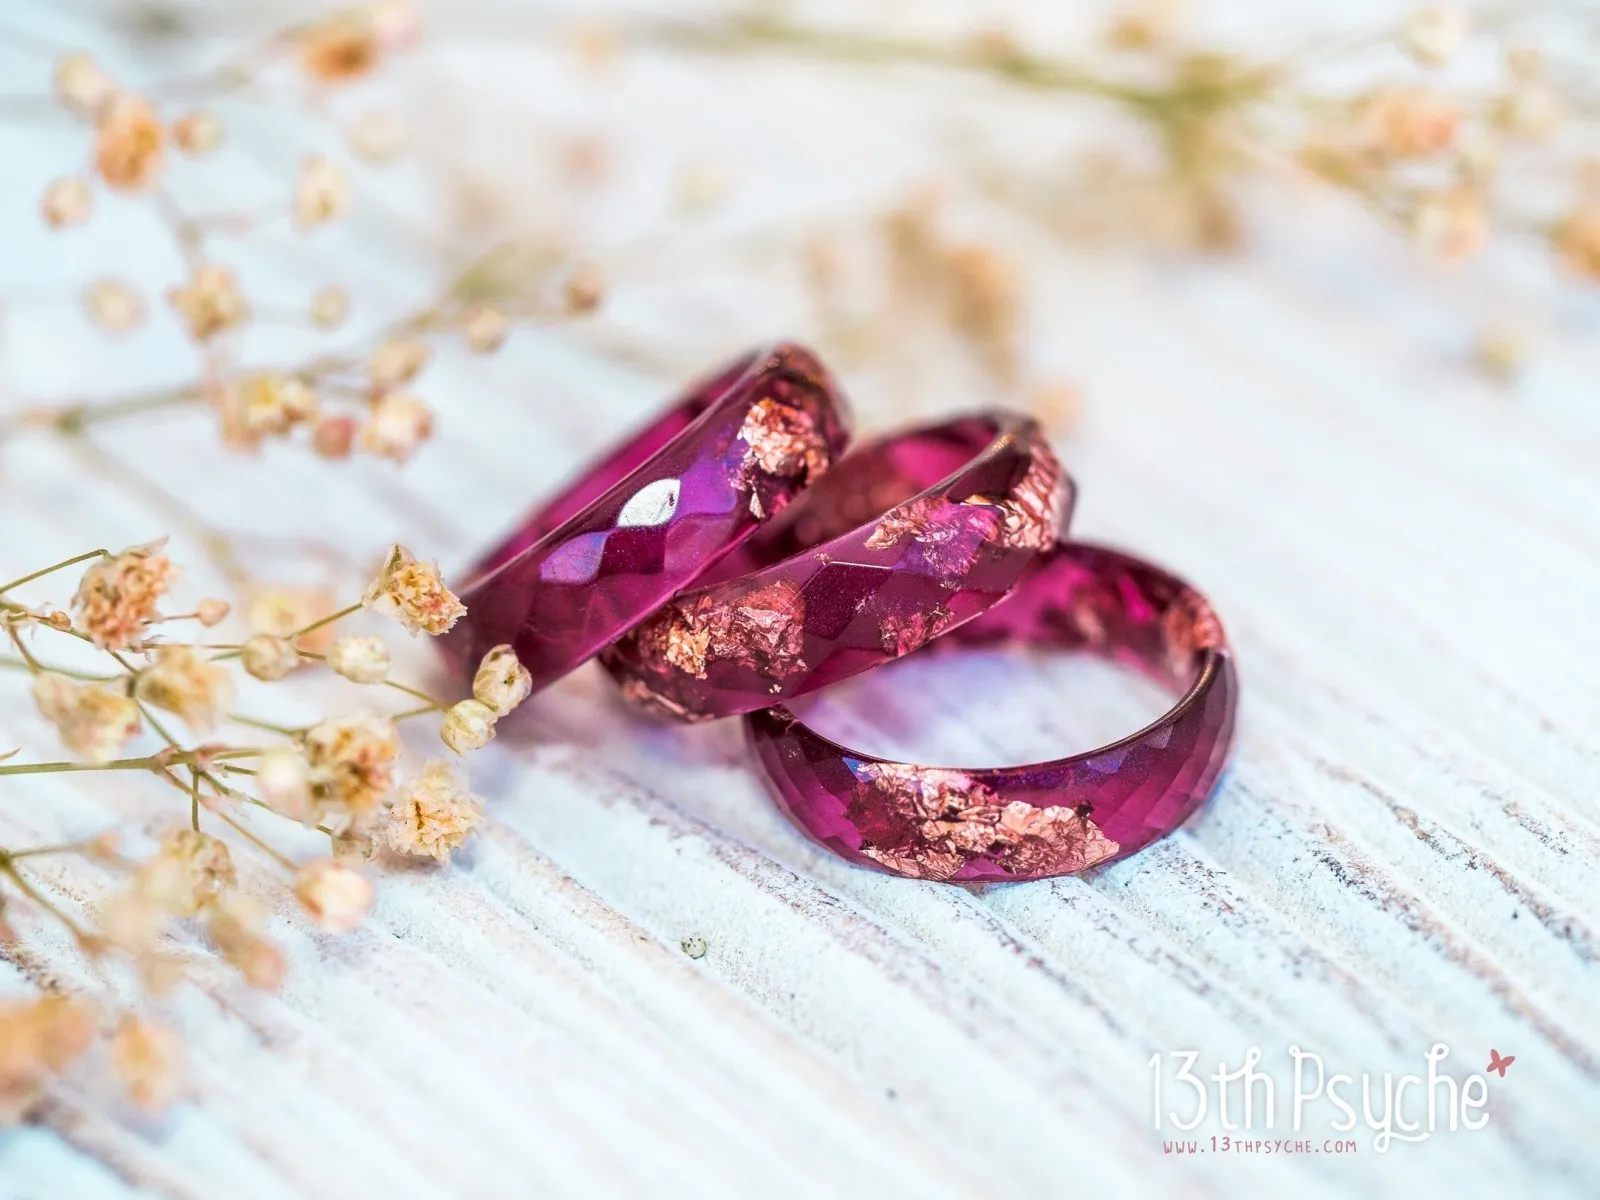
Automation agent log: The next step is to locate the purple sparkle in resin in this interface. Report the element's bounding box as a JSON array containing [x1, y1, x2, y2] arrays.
[[745, 542, 1238, 883], [599, 413, 1073, 721], [440, 343, 851, 693]]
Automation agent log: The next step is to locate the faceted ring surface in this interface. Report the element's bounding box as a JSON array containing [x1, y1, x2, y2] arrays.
[[600, 412, 1071, 722], [744, 541, 1238, 883], [441, 343, 851, 692]]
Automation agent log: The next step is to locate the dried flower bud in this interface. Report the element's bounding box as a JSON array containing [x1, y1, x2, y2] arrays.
[[195, 599, 230, 627], [1401, 6, 1467, 67], [1362, 88, 1459, 159], [94, 94, 165, 192], [140, 828, 236, 916], [222, 373, 319, 447], [1494, 81, 1563, 141], [112, 1016, 183, 1112], [73, 540, 174, 649], [86, 830, 122, 861], [294, 860, 374, 933], [54, 53, 114, 117], [373, 0, 422, 50], [388, 759, 482, 862], [0, 995, 96, 1121], [368, 338, 430, 387], [309, 284, 350, 329], [207, 895, 287, 990], [460, 305, 509, 354], [312, 414, 358, 459], [330, 829, 378, 863], [1104, 0, 1181, 51], [134, 646, 234, 732], [472, 645, 531, 716], [172, 109, 224, 155], [440, 699, 497, 754], [41, 177, 92, 229], [256, 748, 311, 822], [328, 634, 390, 683], [167, 263, 249, 342], [245, 585, 337, 652], [1555, 209, 1600, 279], [32, 672, 142, 762], [83, 278, 146, 336], [360, 392, 434, 462], [1410, 189, 1487, 263], [42, 610, 73, 632], [347, 110, 406, 162], [294, 155, 350, 229], [360, 544, 465, 636], [299, 11, 382, 84], [242, 634, 299, 681], [563, 262, 605, 314], [1475, 324, 1526, 381], [303, 712, 402, 828]]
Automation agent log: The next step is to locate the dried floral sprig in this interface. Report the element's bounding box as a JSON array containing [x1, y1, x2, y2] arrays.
[[0, 540, 518, 1121]]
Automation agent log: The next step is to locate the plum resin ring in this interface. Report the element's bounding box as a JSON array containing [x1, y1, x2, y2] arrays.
[[745, 541, 1238, 883], [600, 412, 1072, 721], [441, 343, 851, 690]]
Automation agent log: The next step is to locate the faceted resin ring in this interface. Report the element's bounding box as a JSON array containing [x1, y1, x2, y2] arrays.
[[441, 343, 851, 690], [600, 412, 1071, 721], [745, 541, 1238, 883]]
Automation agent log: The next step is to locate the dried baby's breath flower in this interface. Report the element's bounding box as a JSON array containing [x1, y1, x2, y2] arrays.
[[138, 829, 236, 917], [171, 109, 224, 156], [303, 711, 402, 829], [472, 644, 531, 716], [31, 672, 142, 762], [946, 243, 1019, 382], [221, 373, 318, 448], [167, 263, 249, 342], [1475, 323, 1527, 380], [73, 540, 175, 649], [300, 11, 381, 84], [1495, 80, 1564, 141], [1105, 0, 1182, 51], [99, 886, 164, 955], [309, 284, 350, 329], [195, 599, 230, 627], [388, 759, 483, 862], [83, 278, 146, 335], [368, 338, 430, 387], [1554, 209, 1600, 279], [1363, 88, 1459, 158], [111, 1015, 182, 1112], [1028, 380, 1083, 434], [242, 634, 299, 681], [1411, 189, 1487, 263], [327, 635, 389, 683], [41, 178, 91, 229], [373, 0, 423, 49], [94, 94, 165, 192], [0, 995, 96, 1124], [134, 646, 233, 732], [361, 545, 464, 637], [330, 829, 377, 863], [294, 860, 374, 932], [245, 585, 337, 652], [360, 392, 434, 462], [347, 111, 406, 162], [54, 53, 114, 117], [1401, 6, 1467, 67], [312, 414, 358, 459], [440, 699, 496, 754], [206, 894, 286, 990], [294, 155, 350, 230], [256, 748, 311, 822], [460, 305, 509, 354], [563, 262, 605, 314]]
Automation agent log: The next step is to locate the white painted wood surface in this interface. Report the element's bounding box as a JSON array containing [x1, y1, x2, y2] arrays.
[[1, 2, 1598, 1196]]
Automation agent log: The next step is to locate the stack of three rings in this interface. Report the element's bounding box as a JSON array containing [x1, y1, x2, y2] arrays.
[[442, 343, 1237, 883]]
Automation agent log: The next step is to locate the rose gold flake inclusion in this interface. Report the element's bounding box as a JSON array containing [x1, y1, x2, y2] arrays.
[[739, 397, 829, 481]]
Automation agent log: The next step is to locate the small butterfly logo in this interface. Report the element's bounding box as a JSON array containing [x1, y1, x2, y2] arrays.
[[1487, 1049, 1515, 1077]]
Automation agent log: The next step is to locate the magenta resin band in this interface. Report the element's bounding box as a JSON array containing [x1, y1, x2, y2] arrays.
[[441, 343, 851, 690], [600, 412, 1072, 721], [745, 541, 1238, 883]]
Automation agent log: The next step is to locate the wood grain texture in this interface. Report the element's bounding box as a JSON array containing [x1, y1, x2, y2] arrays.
[[1, 1, 1598, 1196]]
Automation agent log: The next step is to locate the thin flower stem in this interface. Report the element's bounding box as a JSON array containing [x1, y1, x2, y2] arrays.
[[5, 626, 43, 674], [210, 807, 296, 871], [290, 602, 361, 640], [0, 756, 171, 777], [389, 703, 442, 722], [227, 713, 305, 737], [0, 655, 116, 681], [296, 650, 448, 709], [0, 549, 107, 595], [5, 838, 108, 861]]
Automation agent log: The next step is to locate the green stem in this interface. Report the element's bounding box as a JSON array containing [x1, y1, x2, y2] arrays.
[[0, 549, 107, 596]]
